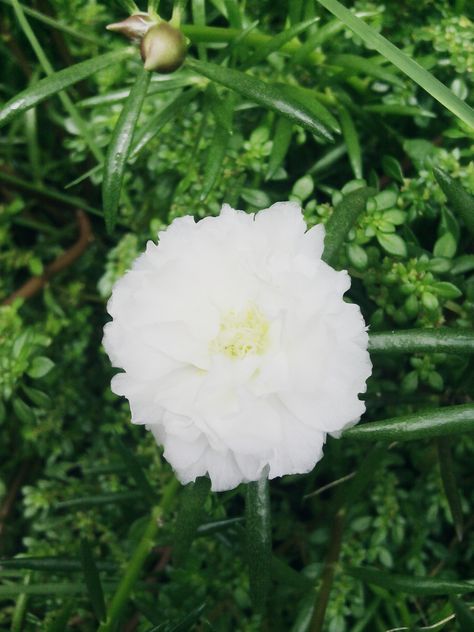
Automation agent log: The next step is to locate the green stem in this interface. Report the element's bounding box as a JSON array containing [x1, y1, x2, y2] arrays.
[[245, 471, 271, 616], [368, 329, 474, 355], [309, 509, 345, 632], [99, 477, 179, 632], [0, 170, 104, 218]]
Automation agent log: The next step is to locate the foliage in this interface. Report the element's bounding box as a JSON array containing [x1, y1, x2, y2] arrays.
[[0, 0, 474, 630]]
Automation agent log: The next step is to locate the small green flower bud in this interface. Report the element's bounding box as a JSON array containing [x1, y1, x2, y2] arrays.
[[141, 22, 187, 73]]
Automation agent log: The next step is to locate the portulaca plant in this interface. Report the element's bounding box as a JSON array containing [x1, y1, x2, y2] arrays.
[[1, 0, 474, 629]]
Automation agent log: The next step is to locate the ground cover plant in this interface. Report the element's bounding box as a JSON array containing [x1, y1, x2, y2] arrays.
[[0, 0, 474, 630]]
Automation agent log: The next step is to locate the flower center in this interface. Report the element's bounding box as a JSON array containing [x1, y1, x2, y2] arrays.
[[210, 306, 270, 359]]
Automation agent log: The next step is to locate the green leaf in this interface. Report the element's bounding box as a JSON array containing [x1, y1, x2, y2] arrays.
[[21, 385, 51, 408], [315, 0, 474, 129], [267, 117, 293, 180], [275, 84, 341, 135], [451, 596, 474, 631], [130, 88, 199, 160], [382, 155, 404, 183], [433, 281, 462, 299], [373, 190, 397, 211], [343, 403, 474, 442], [11, 572, 31, 632], [292, 175, 314, 201], [348, 566, 474, 595], [27, 356, 54, 379], [434, 168, 474, 236], [0, 49, 130, 129], [383, 210, 405, 225], [200, 96, 233, 201], [246, 17, 319, 65], [173, 476, 211, 567], [376, 232, 407, 257], [0, 170, 104, 218], [368, 328, 474, 355], [56, 491, 143, 510], [421, 291, 439, 311], [103, 67, 151, 233], [0, 557, 117, 573], [45, 601, 74, 632], [364, 104, 435, 118], [246, 472, 271, 615], [12, 397, 34, 423], [451, 255, 474, 276], [0, 583, 114, 597], [437, 440, 464, 541], [347, 243, 368, 270], [196, 517, 244, 536], [271, 556, 313, 593], [338, 105, 362, 179], [99, 480, 179, 632], [114, 437, 157, 504], [187, 58, 335, 139], [323, 186, 375, 265], [80, 540, 106, 622], [241, 188, 271, 208], [329, 54, 404, 86], [434, 232, 457, 259]]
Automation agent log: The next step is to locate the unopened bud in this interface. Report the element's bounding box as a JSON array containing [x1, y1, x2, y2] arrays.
[[106, 13, 154, 42], [140, 22, 187, 73]]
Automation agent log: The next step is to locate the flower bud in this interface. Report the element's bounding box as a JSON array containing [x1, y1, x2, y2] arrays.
[[140, 22, 187, 73], [106, 13, 154, 42]]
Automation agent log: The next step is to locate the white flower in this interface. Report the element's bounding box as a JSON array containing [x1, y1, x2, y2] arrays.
[[103, 202, 372, 491]]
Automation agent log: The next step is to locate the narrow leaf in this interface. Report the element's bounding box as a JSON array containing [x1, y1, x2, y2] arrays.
[[322, 186, 375, 265], [0, 170, 104, 218], [130, 88, 199, 159], [196, 516, 244, 536], [46, 601, 74, 632], [315, 0, 474, 128], [364, 104, 435, 117], [267, 117, 293, 180], [173, 476, 211, 566], [348, 566, 474, 595], [329, 54, 404, 86], [0, 50, 130, 129], [246, 471, 271, 614], [200, 123, 229, 201], [437, 439, 464, 541], [80, 540, 106, 622], [368, 329, 474, 355], [11, 572, 31, 632], [275, 84, 340, 135], [434, 167, 474, 236], [103, 67, 151, 233], [99, 479, 179, 632], [56, 491, 143, 510], [344, 404, 474, 442], [0, 583, 112, 597], [451, 596, 474, 631], [0, 558, 116, 573], [187, 58, 335, 138], [245, 17, 319, 65], [27, 356, 54, 378], [114, 438, 157, 504], [338, 105, 362, 178]]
